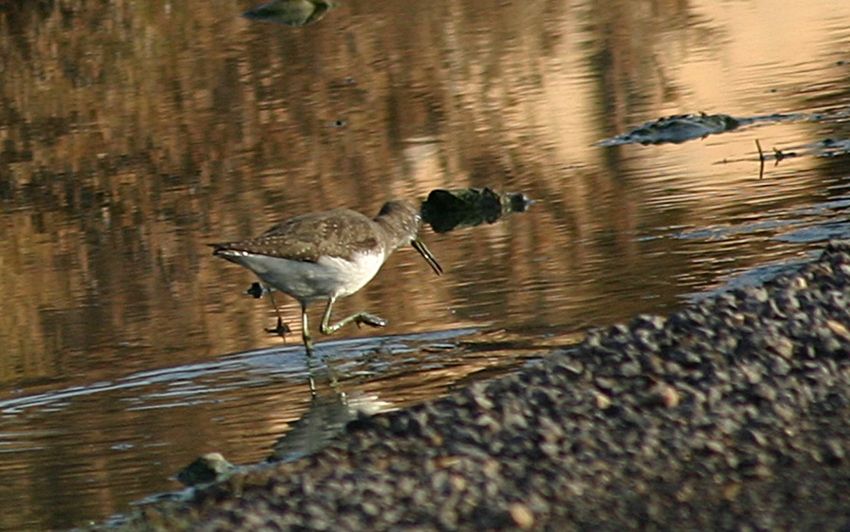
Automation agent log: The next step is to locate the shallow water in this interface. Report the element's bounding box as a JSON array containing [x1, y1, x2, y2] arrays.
[[1, 0, 850, 529]]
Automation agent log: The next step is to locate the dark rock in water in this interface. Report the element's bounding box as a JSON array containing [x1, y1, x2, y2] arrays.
[[176, 453, 235, 487], [599, 113, 741, 146], [243, 0, 337, 27], [421, 187, 532, 233], [109, 241, 850, 530]]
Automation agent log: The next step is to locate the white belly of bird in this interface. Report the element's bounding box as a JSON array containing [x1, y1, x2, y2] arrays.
[[235, 251, 386, 302]]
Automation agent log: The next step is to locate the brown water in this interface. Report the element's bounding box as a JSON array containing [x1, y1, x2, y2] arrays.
[[1, 0, 850, 529]]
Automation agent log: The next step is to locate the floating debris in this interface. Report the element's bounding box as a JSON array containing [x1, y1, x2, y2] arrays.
[[420, 187, 533, 234], [243, 0, 337, 27], [599, 113, 741, 146], [809, 138, 850, 158], [756, 138, 850, 162], [599, 111, 804, 146], [718, 137, 850, 178]]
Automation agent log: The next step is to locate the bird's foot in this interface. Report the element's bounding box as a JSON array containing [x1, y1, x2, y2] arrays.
[[266, 317, 292, 340], [246, 282, 266, 299], [355, 313, 388, 328]]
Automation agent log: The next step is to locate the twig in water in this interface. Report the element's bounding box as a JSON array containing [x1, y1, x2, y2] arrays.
[[755, 139, 765, 179]]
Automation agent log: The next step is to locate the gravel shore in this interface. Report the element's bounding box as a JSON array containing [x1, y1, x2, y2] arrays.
[[117, 242, 850, 531]]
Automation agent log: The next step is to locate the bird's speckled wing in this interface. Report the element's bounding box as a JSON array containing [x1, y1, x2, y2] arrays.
[[212, 209, 380, 263]]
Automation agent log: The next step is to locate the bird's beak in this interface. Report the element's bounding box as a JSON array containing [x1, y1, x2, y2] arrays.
[[411, 238, 443, 276]]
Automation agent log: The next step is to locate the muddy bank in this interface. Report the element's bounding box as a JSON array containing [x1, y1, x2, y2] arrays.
[[111, 242, 850, 530]]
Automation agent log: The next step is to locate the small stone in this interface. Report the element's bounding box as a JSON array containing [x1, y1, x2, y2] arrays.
[[683, 351, 703, 366], [748, 429, 768, 447], [757, 464, 773, 478], [705, 440, 724, 453], [826, 320, 850, 341], [774, 404, 795, 421], [595, 392, 612, 410], [620, 361, 642, 377], [508, 503, 535, 529], [754, 383, 777, 402], [825, 439, 845, 462], [649, 382, 680, 408], [560, 359, 584, 375], [361, 502, 380, 516], [771, 336, 795, 359], [716, 418, 737, 435], [770, 356, 791, 375], [741, 364, 764, 384], [722, 483, 741, 501], [595, 377, 617, 390], [755, 287, 770, 302]]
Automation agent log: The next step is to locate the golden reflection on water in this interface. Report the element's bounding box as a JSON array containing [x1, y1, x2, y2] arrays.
[[1, 0, 850, 528]]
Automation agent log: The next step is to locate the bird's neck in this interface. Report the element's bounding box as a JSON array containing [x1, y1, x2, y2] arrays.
[[374, 212, 416, 252]]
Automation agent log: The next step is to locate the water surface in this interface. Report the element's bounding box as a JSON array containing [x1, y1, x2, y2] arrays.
[[1, 0, 850, 528]]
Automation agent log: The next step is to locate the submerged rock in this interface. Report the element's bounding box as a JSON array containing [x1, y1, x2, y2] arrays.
[[598, 111, 805, 146], [243, 0, 337, 27], [420, 187, 532, 233], [176, 453, 235, 487], [599, 113, 741, 146]]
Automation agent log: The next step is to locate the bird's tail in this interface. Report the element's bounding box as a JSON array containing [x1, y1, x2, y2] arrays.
[[208, 243, 244, 263]]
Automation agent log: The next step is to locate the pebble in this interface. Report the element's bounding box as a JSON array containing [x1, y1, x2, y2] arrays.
[[508, 503, 535, 529]]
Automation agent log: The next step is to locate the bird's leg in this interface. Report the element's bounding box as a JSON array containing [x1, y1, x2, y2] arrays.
[[301, 302, 315, 357], [319, 296, 388, 335], [265, 291, 292, 340], [304, 319, 338, 394], [304, 346, 318, 397]]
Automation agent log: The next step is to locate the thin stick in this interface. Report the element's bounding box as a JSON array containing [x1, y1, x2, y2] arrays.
[[755, 139, 765, 180]]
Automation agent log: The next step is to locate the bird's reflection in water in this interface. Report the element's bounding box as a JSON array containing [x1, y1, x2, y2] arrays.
[[174, 361, 392, 488], [270, 360, 393, 463]]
